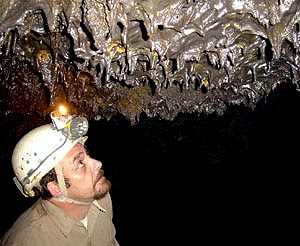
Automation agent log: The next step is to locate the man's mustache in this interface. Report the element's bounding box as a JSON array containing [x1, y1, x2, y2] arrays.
[[95, 169, 104, 182]]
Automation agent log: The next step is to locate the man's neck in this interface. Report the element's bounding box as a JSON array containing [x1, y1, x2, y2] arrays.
[[49, 198, 92, 220]]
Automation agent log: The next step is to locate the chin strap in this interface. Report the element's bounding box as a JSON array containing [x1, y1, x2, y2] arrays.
[[54, 164, 68, 195], [54, 164, 93, 206], [52, 196, 93, 206]]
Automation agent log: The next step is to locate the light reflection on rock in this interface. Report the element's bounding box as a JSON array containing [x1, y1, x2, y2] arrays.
[[0, 0, 299, 123]]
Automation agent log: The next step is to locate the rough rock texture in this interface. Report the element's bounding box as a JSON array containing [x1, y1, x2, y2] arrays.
[[0, 0, 300, 123]]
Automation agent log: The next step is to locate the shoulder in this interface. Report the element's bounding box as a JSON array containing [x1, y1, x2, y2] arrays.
[[1, 221, 46, 246], [1, 200, 48, 245], [1, 226, 45, 246]]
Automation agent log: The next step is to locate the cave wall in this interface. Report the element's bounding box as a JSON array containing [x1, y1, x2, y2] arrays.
[[0, 0, 300, 122]]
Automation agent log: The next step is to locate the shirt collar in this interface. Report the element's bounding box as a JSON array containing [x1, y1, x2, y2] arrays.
[[40, 199, 77, 237], [92, 200, 107, 213], [39, 198, 107, 237]]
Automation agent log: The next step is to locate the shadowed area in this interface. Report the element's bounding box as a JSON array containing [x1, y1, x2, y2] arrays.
[[0, 82, 298, 244]]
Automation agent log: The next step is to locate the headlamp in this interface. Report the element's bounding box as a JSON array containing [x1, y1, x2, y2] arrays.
[[68, 116, 89, 140], [50, 104, 89, 140]]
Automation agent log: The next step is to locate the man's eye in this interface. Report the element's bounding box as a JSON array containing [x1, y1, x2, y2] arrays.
[[78, 160, 85, 168]]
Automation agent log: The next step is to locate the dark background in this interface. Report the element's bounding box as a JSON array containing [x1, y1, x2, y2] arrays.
[[0, 82, 298, 245]]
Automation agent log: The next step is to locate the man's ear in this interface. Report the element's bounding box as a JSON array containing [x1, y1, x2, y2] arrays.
[[47, 181, 63, 197]]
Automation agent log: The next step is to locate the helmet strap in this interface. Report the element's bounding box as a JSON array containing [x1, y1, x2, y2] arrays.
[[52, 195, 93, 206], [13, 177, 31, 197], [54, 164, 68, 196]]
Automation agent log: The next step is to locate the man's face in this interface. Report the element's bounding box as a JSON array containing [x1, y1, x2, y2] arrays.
[[58, 143, 111, 200]]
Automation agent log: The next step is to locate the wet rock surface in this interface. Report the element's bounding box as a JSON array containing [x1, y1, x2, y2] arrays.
[[0, 0, 299, 122]]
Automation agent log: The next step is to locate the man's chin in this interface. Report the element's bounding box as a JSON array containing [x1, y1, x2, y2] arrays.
[[94, 180, 111, 199]]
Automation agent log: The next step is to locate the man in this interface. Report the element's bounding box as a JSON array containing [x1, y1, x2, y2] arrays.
[[1, 111, 119, 246]]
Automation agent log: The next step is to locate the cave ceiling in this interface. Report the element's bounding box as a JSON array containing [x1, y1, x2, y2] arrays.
[[0, 0, 300, 123]]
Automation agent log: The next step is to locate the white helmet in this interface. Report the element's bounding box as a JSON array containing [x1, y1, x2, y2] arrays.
[[12, 117, 88, 197]]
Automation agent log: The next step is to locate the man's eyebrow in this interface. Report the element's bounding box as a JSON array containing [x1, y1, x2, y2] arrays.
[[81, 145, 90, 156]]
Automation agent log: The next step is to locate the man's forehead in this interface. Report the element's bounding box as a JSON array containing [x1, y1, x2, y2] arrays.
[[67, 143, 86, 157], [58, 144, 86, 168]]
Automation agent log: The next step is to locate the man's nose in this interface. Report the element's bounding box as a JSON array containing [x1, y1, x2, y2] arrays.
[[92, 158, 102, 171]]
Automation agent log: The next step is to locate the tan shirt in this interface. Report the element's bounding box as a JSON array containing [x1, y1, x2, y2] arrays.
[[1, 193, 119, 246]]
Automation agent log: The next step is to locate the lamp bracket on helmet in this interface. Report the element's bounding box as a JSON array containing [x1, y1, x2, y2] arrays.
[[50, 109, 89, 141]]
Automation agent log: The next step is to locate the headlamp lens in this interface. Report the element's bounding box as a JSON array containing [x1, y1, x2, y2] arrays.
[[69, 116, 89, 139]]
